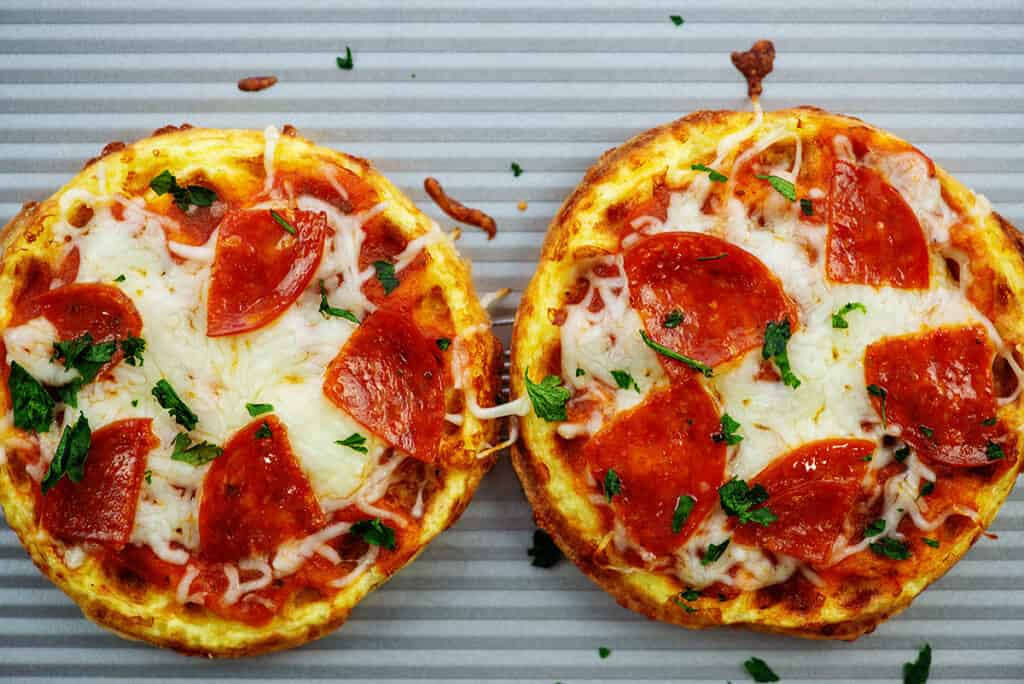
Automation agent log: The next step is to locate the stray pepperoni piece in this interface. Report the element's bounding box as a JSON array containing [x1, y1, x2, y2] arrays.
[[14, 283, 143, 371], [826, 160, 929, 289], [323, 308, 444, 463], [40, 418, 158, 548], [624, 232, 797, 372], [207, 208, 326, 337], [54, 247, 80, 287], [865, 325, 1013, 467], [199, 416, 325, 563], [734, 438, 873, 565], [582, 379, 726, 556]]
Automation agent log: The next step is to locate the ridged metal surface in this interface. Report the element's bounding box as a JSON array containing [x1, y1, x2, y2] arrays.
[[1, 1, 1023, 681]]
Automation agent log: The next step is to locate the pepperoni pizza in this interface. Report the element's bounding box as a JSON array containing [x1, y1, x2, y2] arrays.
[[0, 126, 502, 655], [511, 107, 1024, 639]]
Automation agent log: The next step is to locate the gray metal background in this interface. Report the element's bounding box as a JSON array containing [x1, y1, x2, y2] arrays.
[[1, 1, 1023, 681]]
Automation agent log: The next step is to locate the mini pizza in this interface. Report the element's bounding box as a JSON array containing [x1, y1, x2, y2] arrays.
[[0, 125, 503, 656], [511, 105, 1024, 639]]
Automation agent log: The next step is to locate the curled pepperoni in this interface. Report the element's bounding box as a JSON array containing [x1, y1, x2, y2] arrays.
[[323, 308, 444, 463], [582, 379, 726, 556], [734, 439, 873, 565], [40, 418, 158, 548], [826, 160, 930, 289], [865, 325, 1013, 467], [206, 208, 326, 337], [199, 416, 325, 563], [624, 232, 797, 372]]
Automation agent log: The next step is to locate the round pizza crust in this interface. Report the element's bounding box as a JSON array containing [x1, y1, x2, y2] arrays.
[[0, 125, 502, 656], [511, 107, 1024, 639]]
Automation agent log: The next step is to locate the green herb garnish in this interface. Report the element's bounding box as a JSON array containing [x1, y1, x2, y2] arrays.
[[510, 162, 523, 177], [8, 362, 54, 433], [170, 432, 222, 466], [436, 338, 451, 351], [336, 46, 354, 70], [152, 379, 198, 430], [41, 413, 91, 494], [640, 330, 713, 377], [351, 518, 396, 549], [903, 643, 931, 684], [672, 494, 696, 533], [756, 174, 797, 201], [712, 413, 743, 446], [524, 369, 570, 422], [662, 309, 684, 328], [831, 302, 866, 329], [245, 402, 274, 417], [149, 170, 217, 211], [743, 656, 780, 682], [762, 319, 800, 388], [610, 369, 640, 392], [372, 260, 400, 295], [719, 479, 776, 526], [603, 469, 622, 502], [701, 538, 730, 566], [870, 536, 911, 560], [691, 163, 727, 182], [270, 209, 296, 235], [867, 384, 888, 427], [317, 279, 359, 323], [336, 432, 368, 454]]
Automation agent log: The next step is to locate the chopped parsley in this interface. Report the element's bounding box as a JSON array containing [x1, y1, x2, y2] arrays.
[[8, 361, 54, 433], [351, 518, 396, 549], [870, 536, 911, 561], [922, 537, 940, 548], [436, 337, 451, 351], [527, 529, 562, 568], [603, 469, 622, 502], [170, 433, 223, 466], [861, 454, 873, 462], [831, 301, 866, 329], [149, 170, 217, 211], [575, 368, 585, 377], [920, 481, 935, 497], [983, 416, 997, 426], [662, 309, 685, 328], [151, 379, 198, 430], [143, 469, 152, 485], [524, 369, 570, 422], [255, 421, 273, 439], [670, 15, 684, 26], [718, 479, 776, 526], [245, 402, 274, 417], [510, 162, 523, 177], [336, 432, 368, 454], [114, 274, 126, 282], [40, 413, 91, 494], [673, 587, 699, 613], [799, 197, 814, 216], [671, 494, 696, 533], [696, 253, 728, 262], [317, 279, 359, 323], [762, 319, 800, 389], [610, 369, 640, 392], [270, 209, 296, 235], [756, 174, 797, 201], [895, 444, 911, 463], [919, 425, 935, 440], [865, 518, 886, 537], [120, 336, 146, 367], [131, 399, 139, 407], [743, 656, 780, 682], [712, 413, 743, 446], [986, 440, 1005, 461], [336, 46, 354, 70], [640, 330, 713, 377], [701, 538, 730, 566], [903, 643, 932, 684], [598, 647, 611, 659], [691, 163, 728, 183], [372, 260, 400, 295], [867, 384, 888, 427], [51, 333, 117, 404]]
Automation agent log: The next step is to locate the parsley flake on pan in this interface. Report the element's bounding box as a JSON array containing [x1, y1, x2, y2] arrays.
[[598, 647, 611, 659], [743, 656, 780, 682], [610, 369, 640, 392], [510, 161, 523, 177], [756, 174, 797, 201], [336, 432, 369, 454], [170, 433, 223, 467], [318, 280, 360, 323], [152, 379, 198, 430], [351, 518, 396, 549], [336, 46, 354, 70], [603, 468, 622, 502], [41, 413, 91, 494], [762, 319, 800, 388], [691, 163, 728, 182], [372, 260, 400, 295], [903, 643, 932, 684], [527, 529, 562, 568], [149, 170, 217, 212], [640, 330, 713, 377], [670, 15, 685, 26], [8, 361, 55, 433], [712, 413, 743, 445], [524, 369, 570, 422], [831, 301, 866, 329], [718, 479, 776, 526], [245, 402, 274, 417], [671, 494, 696, 533]]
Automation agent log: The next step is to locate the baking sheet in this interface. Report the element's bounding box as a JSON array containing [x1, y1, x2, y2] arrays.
[[1, 1, 1023, 681]]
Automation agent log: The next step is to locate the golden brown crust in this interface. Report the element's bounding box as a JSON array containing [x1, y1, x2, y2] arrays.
[[0, 126, 501, 656], [511, 106, 1024, 640]]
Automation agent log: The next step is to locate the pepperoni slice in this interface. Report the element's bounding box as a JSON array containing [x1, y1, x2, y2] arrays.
[[277, 166, 380, 215], [163, 203, 224, 247], [198, 416, 325, 563], [624, 232, 797, 371], [734, 438, 873, 565], [865, 325, 1012, 467], [323, 308, 445, 463], [582, 379, 726, 556], [40, 418, 158, 548], [206, 208, 327, 337], [826, 160, 929, 289]]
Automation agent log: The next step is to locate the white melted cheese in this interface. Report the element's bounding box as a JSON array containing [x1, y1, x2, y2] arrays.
[[553, 120, 999, 590]]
